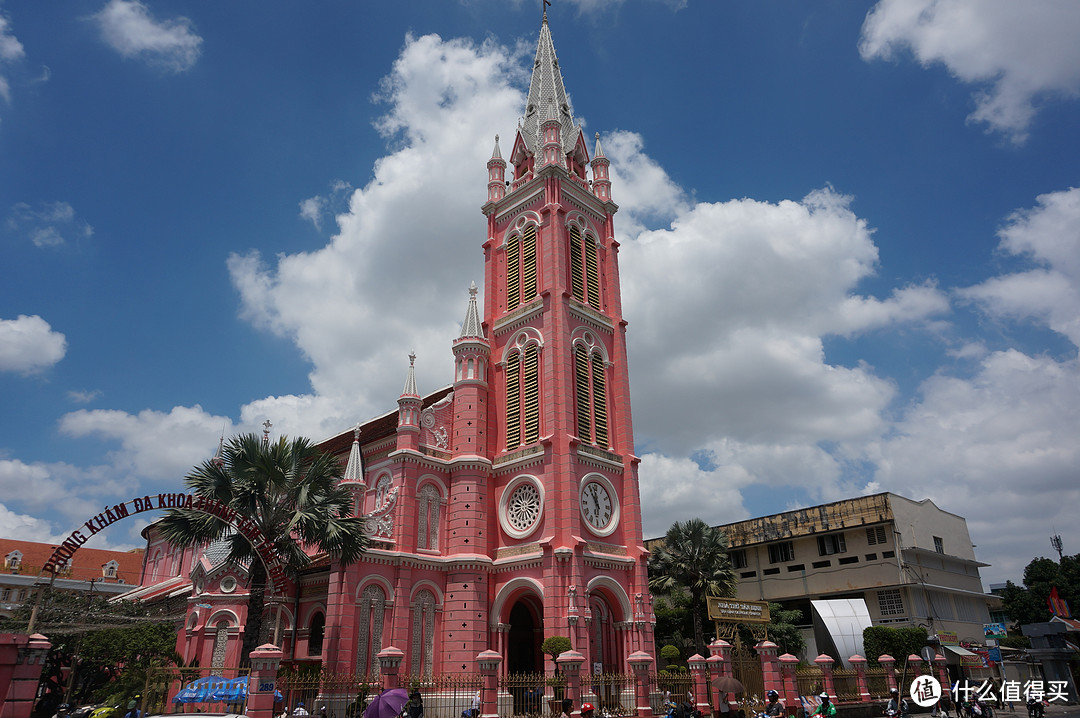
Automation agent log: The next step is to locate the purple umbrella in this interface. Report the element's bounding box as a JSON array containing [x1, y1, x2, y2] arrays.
[[363, 689, 410, 718]]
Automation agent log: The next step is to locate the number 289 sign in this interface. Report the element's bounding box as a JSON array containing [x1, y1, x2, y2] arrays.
[[259, 682, 276, 693]]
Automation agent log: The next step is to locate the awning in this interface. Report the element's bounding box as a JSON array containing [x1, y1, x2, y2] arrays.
[[942, 644, 978, 657], [810, 598, 873, 669]]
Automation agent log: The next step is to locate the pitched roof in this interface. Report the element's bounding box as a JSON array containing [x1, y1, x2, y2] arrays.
[[0, 537, 144, 585]]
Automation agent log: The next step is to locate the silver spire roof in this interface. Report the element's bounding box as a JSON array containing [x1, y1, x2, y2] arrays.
[[401, 351, 419, 397], [519, 16, 582, 158], [459, 281, 485, 340], [342, 423, 364, 483]]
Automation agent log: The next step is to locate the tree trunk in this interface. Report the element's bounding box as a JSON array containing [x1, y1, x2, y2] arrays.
[[691, 591, 707, 658], [241, 560, 269, 667]]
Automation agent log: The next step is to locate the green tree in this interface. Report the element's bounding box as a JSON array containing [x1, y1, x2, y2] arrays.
[[765, 604, 806, 657], [660, 644, 682, 668], [1000, 554, 1080, 629], [862, 626, 929, 666], [648, 519, 737, 656], [156, 433, 369, 664], [541, 635, 572, 673]]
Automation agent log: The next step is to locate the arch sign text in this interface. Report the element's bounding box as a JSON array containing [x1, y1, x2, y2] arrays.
[[43, 492, 289, 592]]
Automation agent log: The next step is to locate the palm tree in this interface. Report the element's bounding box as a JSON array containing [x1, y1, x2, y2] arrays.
[[157, 432, 369, 664], [648, 518, 737, 656]]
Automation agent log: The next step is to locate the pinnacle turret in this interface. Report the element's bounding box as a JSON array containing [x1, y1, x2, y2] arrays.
[[401, 351, 419, 398], [459, 281, 485, 340], [341, 423, 365, 484]]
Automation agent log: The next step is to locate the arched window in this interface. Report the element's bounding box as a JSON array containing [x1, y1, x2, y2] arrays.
[[417, 484, 442, 551], [307, 612, 325, 656], [506, 225, 538, 309], [409, 589, 437, 680], [356, 584, 388, 679], [569, 225, 600, 308], [505, 344, 540, 449], [574, 342, 609, 447], [4, 551, 22, 571]]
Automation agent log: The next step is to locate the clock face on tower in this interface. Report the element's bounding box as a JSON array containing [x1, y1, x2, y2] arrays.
[[580, 476, 619, 536]]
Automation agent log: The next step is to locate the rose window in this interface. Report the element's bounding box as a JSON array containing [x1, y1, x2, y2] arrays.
[[507, 483, 541, 532]]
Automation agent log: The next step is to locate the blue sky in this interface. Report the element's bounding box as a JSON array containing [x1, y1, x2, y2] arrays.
[[1, 0, 1078, 587]]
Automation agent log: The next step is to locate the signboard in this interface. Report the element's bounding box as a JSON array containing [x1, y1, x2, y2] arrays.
[[707, 598, 771, 623], [987, 647, 1002, 663], [936, 631, 959, 646], [983, 623, 1007, 638]]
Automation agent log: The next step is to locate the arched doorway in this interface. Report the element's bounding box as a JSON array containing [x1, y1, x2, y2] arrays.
[[506, 598, 542, 673], [588, 595, 618, 672]]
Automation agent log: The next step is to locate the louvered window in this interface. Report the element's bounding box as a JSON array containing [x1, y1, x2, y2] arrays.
[[591, 352, 608, 446], [505, 345, 541, 449], [569, 225, 600, 307], [507, 225, 538, 310], [573, 342, 610, 448], [505, 355, 521, 448], [575, 346, 592, 441]]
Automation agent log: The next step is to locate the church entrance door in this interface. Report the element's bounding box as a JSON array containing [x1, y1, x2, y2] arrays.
[[506, 598, 542, 674]]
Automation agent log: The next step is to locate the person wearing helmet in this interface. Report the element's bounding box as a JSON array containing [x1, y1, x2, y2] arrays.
[[886, 687, 909, 718], [764, 690, 784, 717], [581, 703, 595, 718], [811, 693, 836, 717]]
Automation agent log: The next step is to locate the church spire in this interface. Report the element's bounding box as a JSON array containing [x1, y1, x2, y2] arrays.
[[459, 281, 484, 340], [341, 424, 365, 484], [520, 11, 580, 159], [401, 351, 419, 398]]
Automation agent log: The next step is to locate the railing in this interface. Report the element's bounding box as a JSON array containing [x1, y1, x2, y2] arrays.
[[831, 669, 861, 702]]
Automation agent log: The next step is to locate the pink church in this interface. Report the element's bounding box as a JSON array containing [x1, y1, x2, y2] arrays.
[[135, 14, 656, 683]]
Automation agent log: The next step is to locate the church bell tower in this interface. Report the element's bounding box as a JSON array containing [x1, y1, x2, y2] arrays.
[[482, 11, 655, 672]]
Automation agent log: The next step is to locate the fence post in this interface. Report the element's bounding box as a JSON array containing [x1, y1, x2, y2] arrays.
[[707, 640, 731, 715], [814, 655, 835, 701], [558, 650, 586, 716], [627, 651, 654, 718], [248, 643, 284, 718], [849, 655, 870, 702], [1, 633, 50, 718], [478, 650, 503, 718], [778, 654, 799, 715], [757, 641, 782, 701], [377, 646, 405, 691], [689, 654, 709, 717], [903, 655, 924, 695], [879, 655, 897, 694], [932, 653, 951, 701]]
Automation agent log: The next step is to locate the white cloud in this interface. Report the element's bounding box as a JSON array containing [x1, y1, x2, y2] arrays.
[[7, 201, 94, 249], [0, 504, 66, 545], [0, 314, 67, 373], [0, 14, 25, 105], [94, 0, 202, 73], [0, 458, 119, 522], [859, 0, 1080, 143], [228, 33, 528, 420], [59, 405, 234, 482], [299, 196, 325, 231], [620, 187, 946, 458], [68, 389, 103, 404], [959, 187, 1080, 345]]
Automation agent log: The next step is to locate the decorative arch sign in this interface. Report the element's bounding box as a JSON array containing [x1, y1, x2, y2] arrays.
[[42, 492, 289, 593]]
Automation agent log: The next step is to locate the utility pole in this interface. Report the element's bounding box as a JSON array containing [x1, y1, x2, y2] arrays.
[[1051, 534, 1063, 561], [64, 578, 97, 705]]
